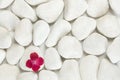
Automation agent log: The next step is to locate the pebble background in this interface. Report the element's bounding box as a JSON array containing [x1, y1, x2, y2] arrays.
[[0, 0, 120, 80]]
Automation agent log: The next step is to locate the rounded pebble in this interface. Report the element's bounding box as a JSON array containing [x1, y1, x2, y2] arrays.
[[0, 49, 6, 64], [0, 0, 14, 9]]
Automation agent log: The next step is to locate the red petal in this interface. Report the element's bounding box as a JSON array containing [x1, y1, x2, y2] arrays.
[[37, 57, 44, 65], [30, 52, 39, 60], [32, 65, 40, 72], [26, 59, 32, 68]]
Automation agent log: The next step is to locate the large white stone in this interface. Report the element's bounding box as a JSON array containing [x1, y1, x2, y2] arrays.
[[80, 55, 99, 80], [45, 19, 71, 47], [83, 33, 108, 55], [97, 14, 120, 38], [59, 60, 81, 80], [33, 20, 50, 46], [0, 49, 6, 64], [6, 43, 25, 65], [64, 0, 87, 21], [0, 0, 14, 9], [15, 19, 32, 46], [44, 47, 62, 70], [58, 36, 83, 58], [11, 0, 37, 22], [36, 0, 64, 23], [87, 0, 109, 18], [72, 16, 96, 40], [0, 64, 20, 80]]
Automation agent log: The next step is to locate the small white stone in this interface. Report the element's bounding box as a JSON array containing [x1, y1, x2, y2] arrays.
[[45, 47, 62, 70], [33, 20, 50, 46], [6, 43, 25, 65], [15, 19, 32, 46], [109, 0, 120, 16], [39, 70, 58, 80], [83, 33, 108, 55], [17, 72, 38, 80], [0, 27, 12, 49], [19, 46, 44, 71], [0, 64, 20, 80], [98, 59, 120, 80], [0, 10, 20, 31], [58, 36, 83, 58], [0, 49, 6, 64], [11, 0, 37, 22], [87, 0, 109, 18], [72, 16, 96, 40], [0, 0, 14, 9], [45, 19, 71, 47], [97, 14, 120, 38], [80, 55, 99, 80], [25, 0, 48, 6], [64, 0, 87, 21], [36, 0, 64, 23], [107, 36, 120, 63], [59, 60, 81, 80]]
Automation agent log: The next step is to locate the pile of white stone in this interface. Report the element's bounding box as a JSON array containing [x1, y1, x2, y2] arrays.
[[0, 0, 120, 80]]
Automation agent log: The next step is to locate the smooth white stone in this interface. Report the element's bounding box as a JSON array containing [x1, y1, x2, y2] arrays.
[[17, 72, 38, 80], [64, 0, 87, 21], [97, 14, 120, 38], [0, 27, 12, 49], [98, 59, 120, 80], [45, 19, 71, 47], [83, 33, 108, 55], [72, 16, 96, 40], [109, 0, 120, 16], [0, 10, 20, 31], [59, 60, 81, 80], [19, 46, 44, 71], [80, 55, 99, 80], [33, 20, 50, 46], [58, 36, 83, 58], [0, 64, 20, 80], [87, 0, 109, 18], [15, 19, 32, 46], [25, 0, 48, 6], [11, 0, 37, 22], [0, 0, 14, 9], [36, 0, 64, 23], [0, 49, 6, 64], [107, 36, 120, 63], [39, 70, 58, 80], [6, 44, 25, 65], [45, 47, 62, 70]]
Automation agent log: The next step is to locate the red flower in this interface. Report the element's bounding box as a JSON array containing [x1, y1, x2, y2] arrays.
[[26, 52, 44, 72]]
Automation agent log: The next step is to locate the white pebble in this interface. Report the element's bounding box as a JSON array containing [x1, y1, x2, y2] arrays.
[[6, 44, 25, 65], [98, 59, 120, 80], [36, 0, 64, 23], [33, 20, 50, 46], [45, 19, 71, 47], [39, 70, 58, 80], [87, 0, 109, 18], [11, 0, 37, 22], [0, 49, 6, 64], [0, 0, 14, 9], [64, 0, 87, 21], [45, 47, 62, 70], [59, 60, 81, 80], [19, 46, 44, 71], [0, 27, 12, 49], [83, 33, 108, 55], [58, 36, 83, 58], [17, 72, 38, 80], [80, 55, 99, 80], [72, 16, 96, 40], [97, 14, 120, 38], [0, 10, 20, 31], [15, 19, 32, 46], [0, 64, 20, 80]]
